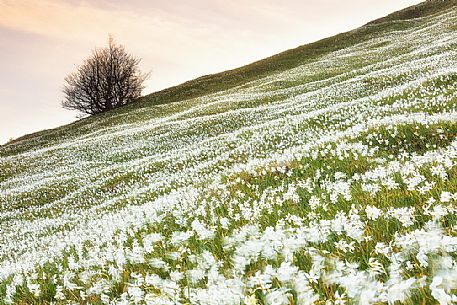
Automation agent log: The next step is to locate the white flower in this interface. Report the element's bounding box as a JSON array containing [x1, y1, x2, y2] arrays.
[[368, 258, 385, 276], [188, 269, 206, 284], [365, 205, 382, 221], [265, 288, 292, 305], [244, 294, 258, 305], [385, 278, 416, 304], [26, 280, 40, 297], [335, 240, 355, 253], [128, 286, 144, 304], [220, 217, 230, 229], [430, 263, 457, 305], [431, 277, 453, 305], [284, 185, 300, 204], [63, 271, 82, 290], [276, 261, 298, 283], [431, 164, 448, 179], [55, 285, 66, 300], [375, 242, 390, 257], [248, 270, 272, 290], [334, 291, 347, 305], [143, 233, 163, 252], [145, 274, 162, 287], [309, 196, 321, 210], [440, 191, 452, 203], [293, 271, 319, 305], [101, 294, 110, 304], [170, 231, 193, 245], [191, 219, 215, 240], [150, 258, 170, 271], [387, 207, 415, 227], [170, 271, 184, 282]]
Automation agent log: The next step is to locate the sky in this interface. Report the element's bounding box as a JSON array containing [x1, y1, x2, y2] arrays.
[[0, 0, 422, 145]]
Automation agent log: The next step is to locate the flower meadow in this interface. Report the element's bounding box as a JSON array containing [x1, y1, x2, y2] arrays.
[[1, 6, 457, 305]]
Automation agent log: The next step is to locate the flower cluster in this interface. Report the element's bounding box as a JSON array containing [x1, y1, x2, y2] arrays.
[[0, 6, 457, 305]]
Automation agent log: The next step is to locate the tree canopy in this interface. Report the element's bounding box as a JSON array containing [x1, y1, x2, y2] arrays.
[[62, 37, 149, 115]]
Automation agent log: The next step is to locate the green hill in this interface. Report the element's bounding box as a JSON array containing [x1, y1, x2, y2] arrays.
[[1, 1, 457, 304]]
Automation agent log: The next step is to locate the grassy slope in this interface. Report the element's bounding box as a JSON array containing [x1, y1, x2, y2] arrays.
[[3, 0, 455, 155], [135, 0, 457, 107], [1, 1, 457, 304]]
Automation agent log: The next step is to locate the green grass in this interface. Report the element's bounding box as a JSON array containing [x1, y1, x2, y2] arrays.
[[2, 0, 455, 156], [1, 1, 457, 304]]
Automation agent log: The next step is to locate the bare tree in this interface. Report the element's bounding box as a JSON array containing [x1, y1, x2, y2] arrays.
[[62, 36, 149, 115]]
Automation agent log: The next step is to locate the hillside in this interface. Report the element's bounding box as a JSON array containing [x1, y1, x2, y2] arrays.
[[1, 1, 457, 304]]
